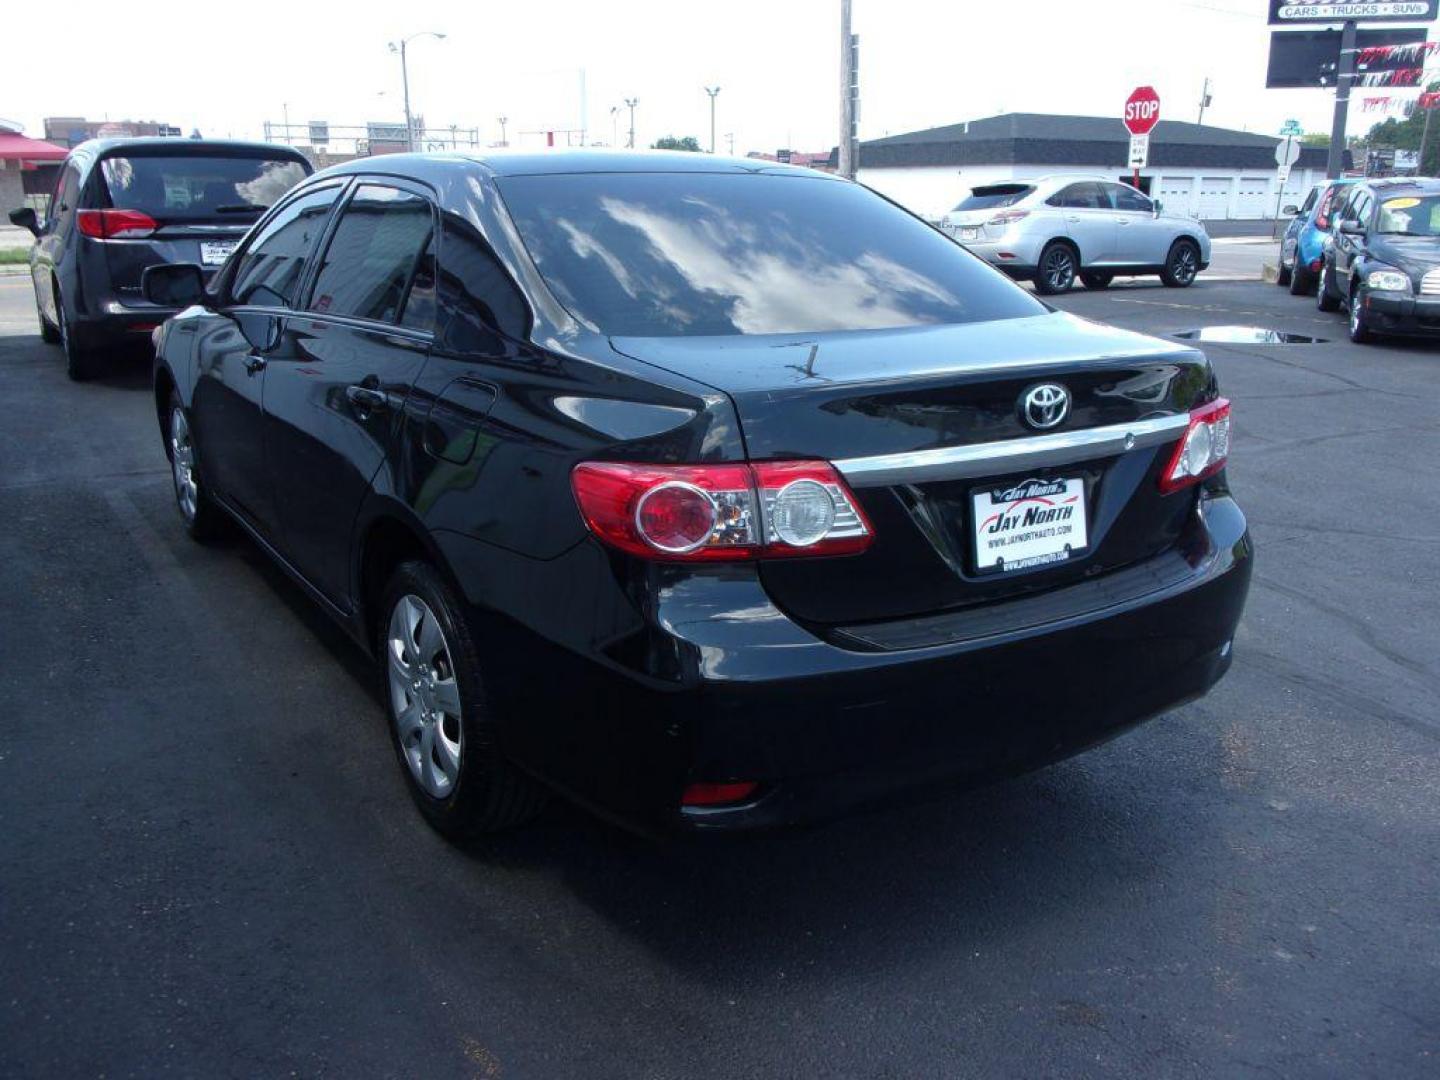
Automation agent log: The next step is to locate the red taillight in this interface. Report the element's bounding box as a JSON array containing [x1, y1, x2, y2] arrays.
[[1159, 398, 1231, 494], [987, 209, 1030, 226], [571, 460, 873, 561], [681, 781, 760, 807], [77, 209, 158, 239]]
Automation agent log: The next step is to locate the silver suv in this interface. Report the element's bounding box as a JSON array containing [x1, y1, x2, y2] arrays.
[[940, 175, 1211, 294]]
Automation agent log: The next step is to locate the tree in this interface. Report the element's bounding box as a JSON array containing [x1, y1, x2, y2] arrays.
[[1363, 80, 1440, 174], [1301, 131, 1330, 146], [651, 135, 702, 152]]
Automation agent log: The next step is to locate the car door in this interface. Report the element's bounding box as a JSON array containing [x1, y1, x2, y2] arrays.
[[1108, 182, 1169, 265], [32, 159, 81, 324], [1333, 187, 1373, 294], [190, 181, 347, 538], [263, 179, 438, 610], [1050, 182, 1117, 266]]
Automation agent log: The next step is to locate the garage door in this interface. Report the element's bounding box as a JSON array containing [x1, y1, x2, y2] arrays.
[[1156, 176, 1195, 217], [1235, 176, 1272, 219], [1198, 177, 1231, 220]]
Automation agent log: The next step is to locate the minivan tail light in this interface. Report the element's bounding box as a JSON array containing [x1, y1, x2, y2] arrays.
[[571, 460, 873, 561], [77, 209, 159, 239], [1159, 398, 1231, 494]]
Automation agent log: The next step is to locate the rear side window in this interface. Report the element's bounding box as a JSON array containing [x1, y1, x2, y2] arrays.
[[497, 172, 1044, 337], [98, 154, 309, 222], [1315, 185, 1343, 228], [230, 184, 343, 308], [954, 184, 1034, 211], [308, 184, 434, 325], [435, 210, 531, 349]]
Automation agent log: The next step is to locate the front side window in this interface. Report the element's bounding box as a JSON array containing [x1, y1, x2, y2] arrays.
[[308, 184, 434, 324], [1051, 183, 1107, 210], [497, 172, 1044, 337], [1112, 184, 1152, 213], [229, 183, 343, 308]]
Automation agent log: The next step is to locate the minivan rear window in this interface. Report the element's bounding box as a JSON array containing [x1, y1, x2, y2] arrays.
[[497, 172, 1045, 337], [98, 154, 309, 222], [954, 184, 1035, 211]]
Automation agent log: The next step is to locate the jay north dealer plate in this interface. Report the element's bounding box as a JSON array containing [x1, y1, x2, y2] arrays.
[[972, 476, 1089, 574]]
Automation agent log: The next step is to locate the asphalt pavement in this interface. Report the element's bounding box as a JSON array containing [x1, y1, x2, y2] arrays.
[[1, 269, 1436, 1078]]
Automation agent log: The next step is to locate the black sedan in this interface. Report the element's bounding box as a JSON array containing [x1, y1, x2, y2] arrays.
[[144, 151, 1252, 836], [1318, 177, 1440, 343]]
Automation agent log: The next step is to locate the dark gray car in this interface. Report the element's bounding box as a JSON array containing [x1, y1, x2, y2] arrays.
[[8, 138, 310, 379]]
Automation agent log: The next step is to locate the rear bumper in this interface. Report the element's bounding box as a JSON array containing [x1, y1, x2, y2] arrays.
[[1361, 291, 1440, 336], [460, 492, 1252, 834]]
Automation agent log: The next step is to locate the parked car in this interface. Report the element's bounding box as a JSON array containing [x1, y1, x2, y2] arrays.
[[8, 138, 311, 380], [1277, 177, 1355, 295], [939, 175, 1211, 294], [145, 152, 1251, 837], [1316, 177, 1440, 343]]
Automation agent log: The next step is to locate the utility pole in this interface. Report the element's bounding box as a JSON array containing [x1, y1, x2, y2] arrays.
[[625, 98, 638, 148], [282, 102, 290, 143], [1326, 20, 1357, 179], [726, 132, 735, 156], [389, 31, 447, 151], [838, 0, 859, 179], [1196, 77, 1212, 125], [1420, 103, 1435, 175], [610, 106, 619, 147], [705, 87, 721, 153], [498, 116, 508, 147]]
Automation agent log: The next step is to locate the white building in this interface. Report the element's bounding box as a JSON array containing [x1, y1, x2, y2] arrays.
[[855, 113, 1340, 223]]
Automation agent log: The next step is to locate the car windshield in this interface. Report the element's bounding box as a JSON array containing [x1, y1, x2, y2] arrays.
[[1375, 195, 1440, 236], [497, 171, 1045, 337], [953, 185, 1035, 211], [99, 154, 309, 221]]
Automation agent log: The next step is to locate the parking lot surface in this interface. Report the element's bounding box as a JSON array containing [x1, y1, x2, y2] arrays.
[[1, 271, 1436, 1077]]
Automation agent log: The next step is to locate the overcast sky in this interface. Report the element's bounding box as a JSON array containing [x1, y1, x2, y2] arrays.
[[3, 0, 1428, 153]]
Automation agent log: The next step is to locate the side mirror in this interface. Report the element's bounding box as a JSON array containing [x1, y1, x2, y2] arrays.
[[142, 263, 207, 307], [1339, 219, 1365, 236], [1282, 204, 1299, 216], [8, 207, 39, 236]]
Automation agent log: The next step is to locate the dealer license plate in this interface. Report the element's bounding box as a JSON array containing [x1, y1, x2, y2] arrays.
[[200, 240, 238, 266], [972, 476, 1088, 574], [959, 226, 981, 240]]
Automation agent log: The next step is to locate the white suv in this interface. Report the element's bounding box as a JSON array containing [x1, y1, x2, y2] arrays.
[[939, 175, 1211, 295]]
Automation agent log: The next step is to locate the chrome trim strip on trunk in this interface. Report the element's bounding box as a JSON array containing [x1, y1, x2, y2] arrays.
[[833, 413, 1192, 487]]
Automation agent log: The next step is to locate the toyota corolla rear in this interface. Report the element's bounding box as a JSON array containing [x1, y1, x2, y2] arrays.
[[495, 165, 1252, 832]]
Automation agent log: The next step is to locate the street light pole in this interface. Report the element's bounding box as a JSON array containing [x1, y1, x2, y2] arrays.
[[705, 86, 721, 153], [498, 116, 508, 147], [610, 106, 619, 147], [625, 98, 638, 149], [388, 31, 446, 151]]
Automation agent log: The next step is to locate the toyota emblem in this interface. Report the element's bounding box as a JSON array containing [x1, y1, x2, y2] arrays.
[[1020, 383, 1070, 430]]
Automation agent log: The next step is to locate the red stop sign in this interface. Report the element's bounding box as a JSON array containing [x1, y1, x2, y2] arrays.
[[1124, 86, 1161, 136]]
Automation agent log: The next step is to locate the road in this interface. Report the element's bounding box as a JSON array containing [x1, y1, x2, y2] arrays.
[[0, 271, 1436, 1078]]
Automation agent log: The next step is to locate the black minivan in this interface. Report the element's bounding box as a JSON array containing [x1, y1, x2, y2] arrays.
[[144, 151, 1251, 837], [8, 138, 310, 379]]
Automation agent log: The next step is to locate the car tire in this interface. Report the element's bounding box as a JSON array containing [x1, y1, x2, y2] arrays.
[[1160, 239, 1201, 288], [1316, 265, 1340, 312], [1034, 242, 1078, 295], [1276, 259, 1292, 287], [1080, 271, 1114, 290], [166, 390, 228, 541], [380, 561, 548, 837], [57, 299, 101, 381], [37, 289, 61, 344], [1289, 263, 1314, 296], [1348, 286, 1374, 344]]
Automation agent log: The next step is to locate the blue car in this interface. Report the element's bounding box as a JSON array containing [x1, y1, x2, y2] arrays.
[[1278, 178, 1356, 295]]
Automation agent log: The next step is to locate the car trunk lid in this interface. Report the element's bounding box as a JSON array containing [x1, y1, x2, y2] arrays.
[[611, 312, 1216, 627]]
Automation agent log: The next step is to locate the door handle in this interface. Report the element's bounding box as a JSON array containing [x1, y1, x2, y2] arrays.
[[244, 354, 266, 375], [346, 384, 390, 412]]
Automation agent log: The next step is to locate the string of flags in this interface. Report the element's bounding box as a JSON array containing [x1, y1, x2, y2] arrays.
[[1351, 41, 1440, 66], [1357, 69, 1426, 88], [1357, 91, 1440, 113]]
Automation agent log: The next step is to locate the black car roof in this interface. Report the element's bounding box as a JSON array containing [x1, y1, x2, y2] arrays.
[[308, 149, 838, 184]]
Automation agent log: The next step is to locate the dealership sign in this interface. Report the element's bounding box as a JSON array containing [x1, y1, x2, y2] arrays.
[[1269, 1, 1438, 24]]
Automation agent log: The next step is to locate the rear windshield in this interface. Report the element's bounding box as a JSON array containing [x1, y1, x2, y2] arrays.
[[98, 154, 310, 222], [954, 184, 1035, 211], [497, 172, 1045, 337]]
